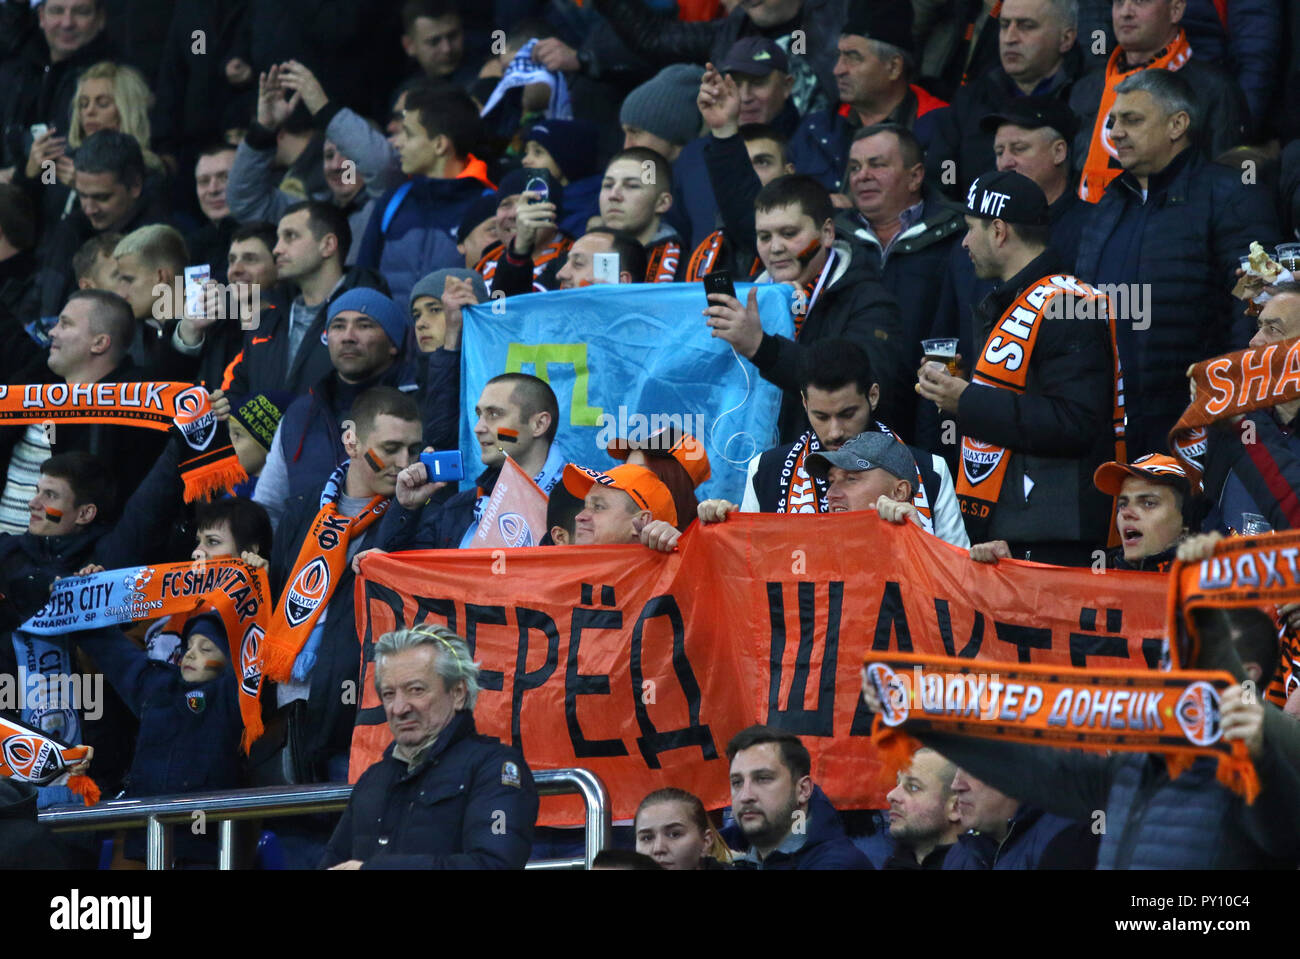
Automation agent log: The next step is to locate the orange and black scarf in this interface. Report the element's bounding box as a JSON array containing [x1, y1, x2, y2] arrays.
[[1078, 29, 1193, 203], [957, 275, 1125, 541], [1169, 335, 1300, 494], [865, 651, 1258, 803], [0, 382, 246, 501], [0, 714, 99, 805], [28, 558, 273, 751], [262, 462, 388, 684], [645, 238, 682, 284]]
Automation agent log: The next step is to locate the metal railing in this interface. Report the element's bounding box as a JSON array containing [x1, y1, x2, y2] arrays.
[[38, 767, 611, 870]]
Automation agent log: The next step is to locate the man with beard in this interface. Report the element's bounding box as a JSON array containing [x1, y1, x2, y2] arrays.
[[724, 725, 871, 869]]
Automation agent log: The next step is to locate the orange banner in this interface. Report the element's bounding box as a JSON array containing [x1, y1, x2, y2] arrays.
[[351, 514, 1170, 824]]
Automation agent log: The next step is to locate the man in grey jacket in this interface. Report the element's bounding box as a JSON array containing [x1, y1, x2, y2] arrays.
[[226, 61, 404, 266]]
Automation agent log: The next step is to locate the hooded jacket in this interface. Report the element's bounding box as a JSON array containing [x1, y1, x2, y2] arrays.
[[837, 190, 966, 359]]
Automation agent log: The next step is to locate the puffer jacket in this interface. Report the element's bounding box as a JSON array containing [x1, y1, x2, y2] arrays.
[[1073, 147, 1281, 456]]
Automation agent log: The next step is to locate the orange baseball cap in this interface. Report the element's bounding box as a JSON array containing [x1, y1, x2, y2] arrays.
[[1093, 453, 1190, 496], [562, 463, 678, 527], [606, 427, 712, 488]]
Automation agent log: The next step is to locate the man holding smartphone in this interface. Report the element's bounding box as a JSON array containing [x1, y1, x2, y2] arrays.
[[376, 373, 568, 551]]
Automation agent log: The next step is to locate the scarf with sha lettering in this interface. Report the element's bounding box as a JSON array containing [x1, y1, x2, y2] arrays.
[[23, 558, 272, 750], [1169, 336, 1300, 495], [1078, 29, 1194, 203], [0, 714, 99, 805], [957, 275, 1126, 542], [0, 382, 246, 501], [262, 462, 388, 684], [864, 651, 1258, 802]]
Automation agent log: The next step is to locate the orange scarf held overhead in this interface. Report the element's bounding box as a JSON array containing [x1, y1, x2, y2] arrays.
[[0, 382, 246, 501], [261, 495, 389, 684], [864, 651, 1259, 803], [1078, 29, 1193, 203], [0, 714, 99, 806], [32, 558, 273, 751], [956, 275, 1126, 542], [1168, 335, 1300, 494]]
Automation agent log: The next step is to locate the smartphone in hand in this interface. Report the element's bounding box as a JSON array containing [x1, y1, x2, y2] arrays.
[[419, 450, 464, 482], [703, 270, 737, 302]]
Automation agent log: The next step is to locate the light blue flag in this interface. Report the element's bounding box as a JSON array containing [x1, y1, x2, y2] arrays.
[[460, 283, 795, 505]]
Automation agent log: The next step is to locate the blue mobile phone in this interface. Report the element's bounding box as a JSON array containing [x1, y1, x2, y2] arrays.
[[420, 450, 464, 482]]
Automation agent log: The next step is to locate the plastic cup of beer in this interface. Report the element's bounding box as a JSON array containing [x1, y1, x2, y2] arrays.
[[922, 338, 960, 374], [1277, 244, 1300, 272], [1240, 513, 1272, 536]]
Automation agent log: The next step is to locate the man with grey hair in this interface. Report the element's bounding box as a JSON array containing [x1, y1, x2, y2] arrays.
[[789, 0, 948, 193], [926, 0, 1081, 199], [1070, 0, 1246, 202], [321, 625, 538, 869], [1074, 67, 1280, 457]]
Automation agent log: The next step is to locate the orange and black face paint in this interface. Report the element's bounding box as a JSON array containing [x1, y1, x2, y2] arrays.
[[363, 448, 386, 472], [497, 428, 519, 444], [795, 238, 822, 267], [44, 507, 63, 523]]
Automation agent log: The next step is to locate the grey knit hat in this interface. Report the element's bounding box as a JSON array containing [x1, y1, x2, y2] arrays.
[[619, 64, 705, 148], [409, 268, 489, 310]]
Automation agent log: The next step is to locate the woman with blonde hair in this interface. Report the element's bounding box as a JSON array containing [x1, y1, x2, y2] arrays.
[[634, 787, 732, 869], [24, 61, 163, 188]]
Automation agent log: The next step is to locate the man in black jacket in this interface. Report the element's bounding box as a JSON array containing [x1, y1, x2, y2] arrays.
[[704, 173, 908, 442], [838, 124, 965, 371], [0, 290, 168, 528], [1073, 68, 1279, 456], [926, 0, 1082, 199], [223, 201, 388, 398], [321, 625, 537, 869], [918, 170, 1117, 565], [587, 0, 846, 117], [34, 131, 170, 319], [0, 0, 113, 173], [1070, 0, 1247, 201]]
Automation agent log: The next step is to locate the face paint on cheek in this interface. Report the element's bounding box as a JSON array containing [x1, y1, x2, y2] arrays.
[[45, 507, 63, 523], [496, 428, 518, 444], [204, 659, 225, 670], [363, 448, 386, 472], [795, 238, 822, 267]]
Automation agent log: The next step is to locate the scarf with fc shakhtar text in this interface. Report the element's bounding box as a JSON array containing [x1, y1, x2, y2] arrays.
[[957, 274, 1126, 542], [22, 558, 272, 751], [0, 382, 246, 500], [261, 462, 388, 684], [0, 714, 99, 805]]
